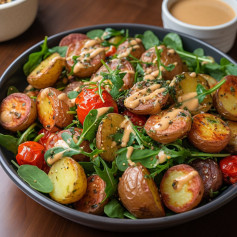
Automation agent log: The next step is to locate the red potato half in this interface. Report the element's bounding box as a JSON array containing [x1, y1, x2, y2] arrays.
[[160, 164, 204, 213], [118, 163, 165, 219], [59, 33, 89, 46], [0, 93, 37, 132], [74, 174, 108, 215], [188, 113, 231, 153]]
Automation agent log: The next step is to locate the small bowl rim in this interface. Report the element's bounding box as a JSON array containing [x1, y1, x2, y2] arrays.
[[162, 0, 237, 31], [0, 0, 28, 10]]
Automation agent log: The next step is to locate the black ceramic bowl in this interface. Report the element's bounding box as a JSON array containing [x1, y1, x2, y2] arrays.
[[0, 24, 237, 232]]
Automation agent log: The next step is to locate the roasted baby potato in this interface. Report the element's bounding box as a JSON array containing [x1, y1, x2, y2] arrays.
[[96, 113, 125, 162], [66, 39, 105, 77], [36, 87, 73, 131], [160, 164, 204, 213], [124, 80, 169, 115], [188, 113, 231, 153], [213, 75, 237, 121], [27, 53, 65, 89], [191, 159, 223, 198], [117, 38, 145, 59], [0, 93, 37, 132], [145, 108, 192, 144], [74, 174, 108, 215], [59, 33, 89, 46], [225, 121, 237, 154], [141, 45, 183, 81], [169, 72, 213, 115], [91, 58, 135, 90], [48, 157, 87, 204], [118, 163, 165, 218], [63, 81, 84, 95], [200, 74, 217, 89]]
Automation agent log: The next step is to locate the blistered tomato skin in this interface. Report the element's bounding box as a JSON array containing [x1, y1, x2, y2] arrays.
[[38, 128, 56, 148], [220, 156, 237, 184], [75, 87, 118, 124], [122, 110, 147, 126], [16, 141, 45, 169]]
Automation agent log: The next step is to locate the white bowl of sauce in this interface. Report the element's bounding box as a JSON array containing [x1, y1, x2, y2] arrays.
[[162, 0, 237, 52]]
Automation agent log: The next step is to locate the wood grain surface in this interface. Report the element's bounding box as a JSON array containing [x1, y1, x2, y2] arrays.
[[0, 0, 236, 236]]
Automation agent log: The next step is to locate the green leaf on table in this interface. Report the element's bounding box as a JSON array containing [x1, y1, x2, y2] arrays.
[[87, 29, 104, 39], [0, 133, 18, 154]]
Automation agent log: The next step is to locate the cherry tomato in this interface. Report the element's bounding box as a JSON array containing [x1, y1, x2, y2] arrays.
[[122, 110, 147, 126], [75, 86, 118, 124], [16, 141, 45, 169], [38, 128, 56, 148], [220, 155, 237, 184], [105, 45, 117, 57]]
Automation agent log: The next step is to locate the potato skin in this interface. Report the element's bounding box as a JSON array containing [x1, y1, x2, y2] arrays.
[[74, 174, 108, 215], [191, 159, 223, 198], [27, 53, 65, 89], [188, 113, 231, 153], [160, 164, 204, 213], [48, 157, 87, 204], [141, 45, 183, 81], [59, 33, 88, 46], [225, 121, 237, 154], [63, 81, 84, 95], [213, 75, 237, 121], [145, 108, 191, 144], [0, 93, 37, 132], [36, 87, 73, 131], [118, 163, 165, 219]]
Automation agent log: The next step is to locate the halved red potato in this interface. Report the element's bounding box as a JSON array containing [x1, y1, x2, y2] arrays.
[[141, 45, 183, 81], [36, 87, 73, 131], [59, 33, 89, 46], [96, 113, 125, 162], [124, 80, 169, 115], [27, 53, 65, 89], [117, 38, 145, 59], [0, 93, 37, 132], [188, 113, 231, 153], [74, 174, 108, 215], [63, 81, 84, 95], [225, 120, 237, 154], [169, 72, 213, 115], [213, 75, 237, 121], [46, 128, 91, 162], [145, 108, 191, 144], [118, 163, 165, 218], [91, 58, 135, 90], [65, 38, 106, 78], [160, 164, 204, 213]]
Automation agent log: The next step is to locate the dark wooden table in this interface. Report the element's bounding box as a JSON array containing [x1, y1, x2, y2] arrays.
[[0, 0, 236, 236]]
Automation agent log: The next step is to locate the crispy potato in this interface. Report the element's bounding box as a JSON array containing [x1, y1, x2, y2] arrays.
[[118, 163, 165, 218], [191, 159, 223, 198], [141, 45, 183, 81], [27, 53, 65, 89], [124, 80, 169, 115], [188, 113, 231, 153], [66, 39, 105, 77], [91, 58, 135, 90], [225, 120, 237, 154], [117, 38, 145, 59], [48, 157, 87, 204], [96, 113, 125, 162], [200, 74, 217, 89], [63, 81, 84, 95], [36, 87, 73, 131], [0, 93, 37, 132], [160, 164, 204, 213], [145, 108, 192, 144], [213, 75, 237, 121], [169, 72, 213, 115], [74, 174, 108, 215], [59, 33, 88, 46]]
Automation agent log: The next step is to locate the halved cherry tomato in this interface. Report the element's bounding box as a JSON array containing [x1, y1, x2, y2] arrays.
[[105, 45, 117, 57], [122, 110, 147, 126], [38, 128, 56, 148], [75, 86, 118, 124], [220, 155, 237, 184], [16, 141, 45, 169]]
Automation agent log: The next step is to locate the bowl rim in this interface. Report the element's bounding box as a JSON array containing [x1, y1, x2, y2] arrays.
[[162, 0, 237, 31], [0, 23, 237, 231]]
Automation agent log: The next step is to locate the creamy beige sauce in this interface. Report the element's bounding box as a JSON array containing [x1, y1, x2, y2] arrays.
[[119, 118, 135, 147], [57, 93, 76, 107], [47, 148, 71, 165], [172, 171, 198, 191], [178, 92, 199, 111], [154, 109, 183, 131], [40, 88, 50, 99], [96, 107, 110, 118], [157, 150, 167, 164], [126, 146, 135, 166], [117, 38, 141, 58], [124, 84, 165, 109], [170, 0, 235, 27], [144, 70, 159, 80]]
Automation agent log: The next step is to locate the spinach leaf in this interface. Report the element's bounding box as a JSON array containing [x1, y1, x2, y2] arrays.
[[7, 86, 19, 96], [87, 29, 104, 39], [102, 28, 125, 40], [141, 30, 159, 50], [48, 46, 68, 57], [163, 33, 183, 51], [67, 91, 79, 99], [104, 199, 125, 218], [0, 133, 18, 154]]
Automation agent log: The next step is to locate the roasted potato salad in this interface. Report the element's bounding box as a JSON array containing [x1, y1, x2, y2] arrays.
[[225, 121, 237, 154]]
